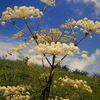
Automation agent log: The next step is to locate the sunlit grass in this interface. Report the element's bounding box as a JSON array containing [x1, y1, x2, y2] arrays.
[[0, 59, 100, 100]]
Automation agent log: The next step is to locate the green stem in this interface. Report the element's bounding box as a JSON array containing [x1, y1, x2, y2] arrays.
[[29, 65, 43, 88], [18, 52, 43, 90], [18, 51, 25, 59]]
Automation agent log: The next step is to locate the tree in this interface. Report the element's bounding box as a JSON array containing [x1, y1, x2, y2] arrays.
[[0, 0, 100, 99]]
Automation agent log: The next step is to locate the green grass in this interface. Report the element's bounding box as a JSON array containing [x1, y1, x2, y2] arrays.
[[0, 59, 100, 100]]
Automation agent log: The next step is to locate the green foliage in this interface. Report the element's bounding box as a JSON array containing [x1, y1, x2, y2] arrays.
[[0, 59, 100, 100]]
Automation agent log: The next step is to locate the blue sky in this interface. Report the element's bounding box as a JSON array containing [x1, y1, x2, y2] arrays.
[[0, 0, 100, 75]]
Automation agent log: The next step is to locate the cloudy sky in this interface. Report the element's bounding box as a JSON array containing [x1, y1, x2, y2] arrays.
[[0, 0, 100, 75]]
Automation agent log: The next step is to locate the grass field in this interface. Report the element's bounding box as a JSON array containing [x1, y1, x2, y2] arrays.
[[0, 59, 100, 100]]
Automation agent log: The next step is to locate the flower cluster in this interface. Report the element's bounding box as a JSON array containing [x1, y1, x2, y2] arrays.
[[81, 54, 88, 59], [48, 96, 69, 100], [35, 42, 80, 55], [27, 58, 34, 66], [60, 19, 77, 29], [12, 31, 24, 39], [40, 73, 50, 79], [60, 18, 100, 38], [58, 76, 92, 93], [10, 45, 23, 53], [0, 85, 31, 100], [33, 28, 69, 43], [76, 18, 100, 33], [34, 42, 88, 59], [41, 0, 56, 6], [10, 43, 29, 53], [0, 6, 43, 22]]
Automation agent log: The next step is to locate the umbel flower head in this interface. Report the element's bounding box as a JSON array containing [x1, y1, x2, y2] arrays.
[[27, 58, 34, 66], [32, 28, 73, 44], [59, 76, 92, 93], [41, 0, 56, 6], [35, 42, 88, 59], [76, 18, 100, 33], [60, 18, 100, 37], [0, 85, 31, 100], [0, 6, 43, 21]]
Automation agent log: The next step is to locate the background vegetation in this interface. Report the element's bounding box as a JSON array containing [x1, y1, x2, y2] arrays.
[[0, 59, 100, 100]]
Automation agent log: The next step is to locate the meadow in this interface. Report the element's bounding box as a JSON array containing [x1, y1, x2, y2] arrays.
[[0, 59, 100, 100]]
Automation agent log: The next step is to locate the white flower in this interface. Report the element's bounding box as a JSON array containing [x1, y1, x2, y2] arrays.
[[12, 31, 24, 39], [73, 84, 78, 88], [27, 59, 34, 66], [89, 35, 93, 38], [10, 45, 22, 53], [83, 17, 88, 21], [74, 26, 78, 28], [66, 50, 74, 56], [1, 22, 6, 26], [4, 90, 10, 96], [69, 43, 75, 50], [28, 49, 34, 54], [81, 54, 88, 59], [36, 55, 43, 60], [57, 59, 62, 63], [1, 6, 43, 20], [41, 0, 56, 6], [82, 51, 88, 54], [62, 43, 69, 50]]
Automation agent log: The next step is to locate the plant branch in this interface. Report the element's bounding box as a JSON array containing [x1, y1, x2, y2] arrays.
[[42, 55, 56, 100], [52, 55, 56, 68], [29, 65, 43, 89], [9, 20, 30, 36], [42, 67, 55, 100], [55, 55, 67, 68], [36, 5, 47, 32], [43, 54, 52, 67], [23, 18, 38, 44], [74, 33, 88, 46]]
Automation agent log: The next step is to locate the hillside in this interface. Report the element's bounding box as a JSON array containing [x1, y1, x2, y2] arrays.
[[0, 59, 100, 100]]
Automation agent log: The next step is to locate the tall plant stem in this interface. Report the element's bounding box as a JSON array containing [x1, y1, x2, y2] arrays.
[[42, 67, 55, 100], [42, 55, 56, 100]]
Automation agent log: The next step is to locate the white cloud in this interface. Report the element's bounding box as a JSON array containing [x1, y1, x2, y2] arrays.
[[67, 0, 80, 3], [66, 0, 100, 17], [0, 35, 100, 75], [0, 42, 18, 60], [62, 49, 100, 75], [73, 8, 83, 16], [0, 35, 22, 60], [84, 0, 100, 16]]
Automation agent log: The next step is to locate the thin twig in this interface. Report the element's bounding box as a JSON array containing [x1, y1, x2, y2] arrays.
[[76, 33, 88, 45], [9, 20, 30, 36], [23, 18, 38, 44], [43, 54, 52, 67], [29, 65, 43, 89], [52, 55, 56, 68], [55, 55, 67, 67], [36, 5, 47, 32]]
